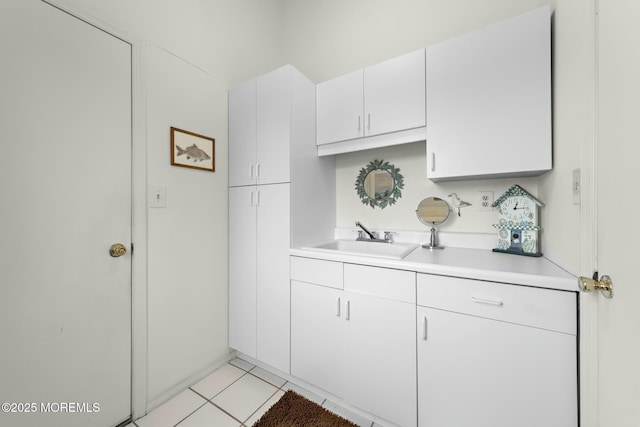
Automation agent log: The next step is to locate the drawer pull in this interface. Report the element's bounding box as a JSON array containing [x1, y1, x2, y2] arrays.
[[471, 296, 504, 307]]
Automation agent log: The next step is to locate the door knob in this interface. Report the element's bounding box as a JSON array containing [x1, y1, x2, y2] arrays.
[[578, 273, 613, 298], [109, 243, 127, 258]]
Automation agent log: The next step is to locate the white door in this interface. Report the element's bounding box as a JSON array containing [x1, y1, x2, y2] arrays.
[[0, 1, 132, 426], [256, 183, 291, 372], [228, 79, 257, 187], [417, 307, 576, 427], [316, 69, 364, 145], [344, 292, 416, 427], [256, 67, 291, 185], [228, 186, 257, 358], [589, 1, 640, 425], [364, 48, 426, 138], [290, 280, 344, 397]]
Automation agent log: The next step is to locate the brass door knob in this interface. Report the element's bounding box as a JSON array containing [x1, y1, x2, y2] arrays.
[[578, 274, 613, 299], [109, 243, 127, 258]]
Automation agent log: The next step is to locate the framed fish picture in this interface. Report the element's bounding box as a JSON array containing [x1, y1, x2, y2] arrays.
[[170, 127, 215, 172]]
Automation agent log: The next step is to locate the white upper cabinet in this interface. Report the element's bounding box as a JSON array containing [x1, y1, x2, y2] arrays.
[[229, 66, 292, 187], [316, 49, 426, 155], [316, 69, 364, 145], [426, 6, 551, 181]]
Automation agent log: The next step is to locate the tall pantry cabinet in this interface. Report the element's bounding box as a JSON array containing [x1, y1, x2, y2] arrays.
[[228, 65, 335, 374]]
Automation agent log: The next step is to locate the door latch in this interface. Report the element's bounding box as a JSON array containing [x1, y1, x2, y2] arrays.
[[578, 272, 613, 299]]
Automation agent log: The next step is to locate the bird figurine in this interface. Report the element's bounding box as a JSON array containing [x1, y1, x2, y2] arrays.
[[448, 193, 472, 216]]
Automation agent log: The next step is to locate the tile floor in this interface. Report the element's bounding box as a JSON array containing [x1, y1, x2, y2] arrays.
[[127, 358, 379, 427]]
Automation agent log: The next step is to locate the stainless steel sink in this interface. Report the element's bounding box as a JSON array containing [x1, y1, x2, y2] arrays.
[[302, 240, 419, 260]]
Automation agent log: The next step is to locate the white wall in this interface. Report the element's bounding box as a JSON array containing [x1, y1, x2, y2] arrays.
[[282, 0, 585, 273], [145, 44, 231, 406], [537, 0, 585, 274], [336, 142, 539, 233], [59, 0, 284, 87]]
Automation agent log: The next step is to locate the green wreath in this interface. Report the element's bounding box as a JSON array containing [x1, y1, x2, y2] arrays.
[[355, 159, 404, 209]]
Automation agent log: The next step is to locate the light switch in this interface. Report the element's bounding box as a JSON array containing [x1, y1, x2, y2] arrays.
[[149, 186, 167, 208], [572, 169, 581, 205]]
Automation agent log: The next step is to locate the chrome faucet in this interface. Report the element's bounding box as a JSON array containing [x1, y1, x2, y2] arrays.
[[356, 221, 377, 239], [355, 221, 393, 243]]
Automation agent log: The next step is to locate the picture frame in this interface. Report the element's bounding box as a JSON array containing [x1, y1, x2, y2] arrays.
[[170, 127, 215, 172]]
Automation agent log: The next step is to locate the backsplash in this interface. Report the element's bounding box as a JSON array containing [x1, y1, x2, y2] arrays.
[[335, 141, 542, 235]]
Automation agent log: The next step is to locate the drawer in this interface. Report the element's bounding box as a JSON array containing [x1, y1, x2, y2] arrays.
[[417, 274, 576, 335], [345, 264, 416, 304], [290, 256, 343, 289]]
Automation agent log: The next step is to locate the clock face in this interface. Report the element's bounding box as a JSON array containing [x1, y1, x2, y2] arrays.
[[499, 196, 534, 222]]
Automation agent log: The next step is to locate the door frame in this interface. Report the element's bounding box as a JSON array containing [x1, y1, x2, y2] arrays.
[[43, 0, 149, 420], [578, 0, 599, 426]]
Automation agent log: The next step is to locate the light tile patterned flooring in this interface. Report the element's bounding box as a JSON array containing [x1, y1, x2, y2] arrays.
[[127, 358, 378, 427]]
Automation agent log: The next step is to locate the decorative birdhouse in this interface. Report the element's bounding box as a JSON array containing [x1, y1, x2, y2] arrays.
[[491, 185, 544, 257]]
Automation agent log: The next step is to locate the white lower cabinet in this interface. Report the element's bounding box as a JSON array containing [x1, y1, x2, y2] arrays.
[[290, 258, 578, 427], [291, 258, 417, 427], [229, 184, 290, 373], [417, 274, 578, 427]]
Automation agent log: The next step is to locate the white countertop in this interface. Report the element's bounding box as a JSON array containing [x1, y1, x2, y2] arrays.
[[290, 245, 578, 292]]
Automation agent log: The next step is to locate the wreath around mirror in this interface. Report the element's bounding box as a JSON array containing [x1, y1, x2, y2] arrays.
[[355, 159, 404, 209]]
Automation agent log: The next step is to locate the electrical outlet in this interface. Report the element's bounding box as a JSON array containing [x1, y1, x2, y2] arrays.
[[478, 191, 494, 211]]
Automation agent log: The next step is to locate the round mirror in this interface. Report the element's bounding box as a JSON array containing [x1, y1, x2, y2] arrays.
[[416, 197, 450, 225], [355, 159, 404, 209], [416, 197, 450, 249]]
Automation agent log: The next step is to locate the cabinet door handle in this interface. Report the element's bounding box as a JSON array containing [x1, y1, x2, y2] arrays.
[[471, 296, 504, 307], [250, 164, 255, 181], [250, 190, 255, 207], [422, 316, 428, 340], [357, 116, 361, 133], [431, 152, 435, 172], [256, 190, 261, 207], [256, 163, 261, 180], [336, 297, 341, 317], [367, 113, 371, 132], [346, 300, 351, 321]]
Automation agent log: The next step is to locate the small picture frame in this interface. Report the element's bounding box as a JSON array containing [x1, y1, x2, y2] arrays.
[[170, 127, 215, 172]]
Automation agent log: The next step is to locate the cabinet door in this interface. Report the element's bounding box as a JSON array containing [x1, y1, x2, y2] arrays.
[[228, 186, 257, 357], [426, 6, 551, 180], [364, 48, 426, 137], [256, 183, 291, 373], [291, 280, 344, 397], [417, 306, 577, 427], [256, 67, 291, 185], [316, 69, 364, 145], [228, 79, 257, 187], [344, 292, 417, 427]]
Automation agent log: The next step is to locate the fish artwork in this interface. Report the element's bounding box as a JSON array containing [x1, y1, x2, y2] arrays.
[[175, 144, 211, 162]]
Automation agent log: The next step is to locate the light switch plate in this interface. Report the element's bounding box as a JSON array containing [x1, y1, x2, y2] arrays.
[[572, 169, 581, 205], [149, 186, 167, 208]]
